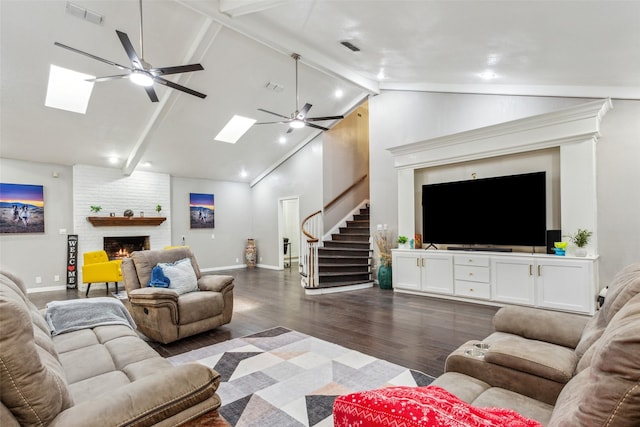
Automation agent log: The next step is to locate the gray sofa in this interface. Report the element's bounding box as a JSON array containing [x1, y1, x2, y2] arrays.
[[432, 262, 640, 426], [121, 247, 234, 344], [0, 270, 224, 427]]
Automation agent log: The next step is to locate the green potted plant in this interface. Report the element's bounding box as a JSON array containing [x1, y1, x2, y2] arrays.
[[156, 204, 162, 215], [397, 235, 409, 249], [566, 229, 592, 257], [90, 205, 102, 214]]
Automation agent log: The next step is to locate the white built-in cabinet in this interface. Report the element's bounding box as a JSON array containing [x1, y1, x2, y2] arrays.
[[393, 251, 453, 294], [392, 249, 598, 314]]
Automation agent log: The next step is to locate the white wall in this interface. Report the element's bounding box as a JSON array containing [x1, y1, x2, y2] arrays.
[[369, 91, 640, 286], [170, 177, 251, 270], [0, 159, 74, 290], [595, 100, 640, 281], [251, 138, 323, 268]]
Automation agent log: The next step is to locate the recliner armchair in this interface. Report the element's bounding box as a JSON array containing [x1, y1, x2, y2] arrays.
[[121, 247, 234, 344], [82, 250, 123, 297]]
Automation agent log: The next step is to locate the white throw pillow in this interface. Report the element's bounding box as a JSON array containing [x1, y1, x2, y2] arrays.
[[157, 258, 198, 295]]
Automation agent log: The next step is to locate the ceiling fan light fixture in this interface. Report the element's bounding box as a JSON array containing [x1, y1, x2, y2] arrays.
[[129, 70, 154, 87], [290, 119, 305, 129]]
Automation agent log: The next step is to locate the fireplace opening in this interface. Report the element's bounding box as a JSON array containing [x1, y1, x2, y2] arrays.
[[104, 236, 150, 260]]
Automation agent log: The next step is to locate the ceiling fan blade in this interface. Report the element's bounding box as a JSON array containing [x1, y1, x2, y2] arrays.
[[54, 42, 132, 71], [306, 115, 345, 122], [116, 30, 145, 69], [305, 122, 329, 131], [254, 121, 290, 125], [286, 127, 295, 134], [149, 64, 204, 75], [296, 103, 312, 120], [144, 85, 159, 102], [154, 76, 207, 99], [87, 74, 130, 83], [257, 108, 290, 119]]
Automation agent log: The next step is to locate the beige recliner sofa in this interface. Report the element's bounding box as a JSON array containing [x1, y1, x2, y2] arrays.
[[121, 247, 234, 344], [0, 269, 223, 427], [432, 262, 640, 426]]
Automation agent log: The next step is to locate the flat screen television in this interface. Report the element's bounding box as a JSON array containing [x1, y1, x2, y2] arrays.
[[421, 171, 547, 248]]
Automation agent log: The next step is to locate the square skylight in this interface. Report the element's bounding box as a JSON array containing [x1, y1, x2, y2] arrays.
[[214, 115, 256, 144], [45, 64, 95, 114]]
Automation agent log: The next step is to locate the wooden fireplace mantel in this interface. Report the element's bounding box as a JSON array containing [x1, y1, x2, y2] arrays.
[[87, 216, 166, 227]]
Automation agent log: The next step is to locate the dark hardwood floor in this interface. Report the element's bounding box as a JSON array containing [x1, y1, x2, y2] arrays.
[[29, 264, 499, 377]]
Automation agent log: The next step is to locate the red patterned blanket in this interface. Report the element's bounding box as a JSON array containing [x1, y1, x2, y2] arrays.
[[333, 386, 543, 427]]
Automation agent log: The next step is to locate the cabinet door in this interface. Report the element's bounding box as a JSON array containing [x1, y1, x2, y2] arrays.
[[421, 255, 454, 294], [536, 259, 592, 313], [392, 252, 422, 290], [491, 257, 535, 305]]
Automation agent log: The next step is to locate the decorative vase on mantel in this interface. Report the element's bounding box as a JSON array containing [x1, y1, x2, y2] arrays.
[[575, 247, 588, 257], [378, 264, 392, 289], [245, 238, 257, 268]]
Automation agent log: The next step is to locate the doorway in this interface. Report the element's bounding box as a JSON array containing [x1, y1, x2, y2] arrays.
[[278, 197, 300, 271]]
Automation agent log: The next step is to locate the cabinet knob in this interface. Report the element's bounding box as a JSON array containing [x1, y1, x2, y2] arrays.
[[469, 272, 473, 276], [470, 288, 474, 292], [468, 259, 473, 263]]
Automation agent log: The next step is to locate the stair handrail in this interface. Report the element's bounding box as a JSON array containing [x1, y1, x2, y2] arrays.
[[323, 174, 368, 211], [300, 210, 322, 288]]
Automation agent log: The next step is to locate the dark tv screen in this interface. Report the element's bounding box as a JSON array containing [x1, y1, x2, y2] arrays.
[[421, 172, 547, 247]]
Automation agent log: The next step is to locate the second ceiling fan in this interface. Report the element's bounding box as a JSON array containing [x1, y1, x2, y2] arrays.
[[256, 54, 344, 133]]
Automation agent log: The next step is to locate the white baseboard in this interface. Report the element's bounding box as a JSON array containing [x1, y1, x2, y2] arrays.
[[27, 285, 69, 294]]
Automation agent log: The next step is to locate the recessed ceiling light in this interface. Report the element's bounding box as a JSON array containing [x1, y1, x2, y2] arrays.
[[141, 161, 152, 167], [108, 156, 119, 164], [279, 137, 287, 144], [334, 89, 343, 98], [45, 64, 95, 114], [240, 169, 248, 178], [376, 69, 385, 80], [479, 70, 498, 80], [214, 115, 257, 144]]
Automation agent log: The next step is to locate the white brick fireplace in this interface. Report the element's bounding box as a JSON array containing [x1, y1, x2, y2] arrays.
[[73, 165, 171, 285]]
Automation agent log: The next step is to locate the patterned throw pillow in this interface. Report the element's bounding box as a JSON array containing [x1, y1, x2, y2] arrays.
[[148, 258, 198, 294]]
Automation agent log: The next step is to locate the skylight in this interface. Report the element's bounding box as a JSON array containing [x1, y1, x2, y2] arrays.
[[45, 65, 95, 114], [214, 115, 256, 144]]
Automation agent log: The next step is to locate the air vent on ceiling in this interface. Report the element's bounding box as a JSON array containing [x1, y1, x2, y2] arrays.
[[340, 40, 361, 52], [66, 2, 104, 25], [265, 81, 285, 92]]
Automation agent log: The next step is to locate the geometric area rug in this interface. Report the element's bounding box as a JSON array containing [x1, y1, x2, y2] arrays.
[[168, 327, 434, 427]]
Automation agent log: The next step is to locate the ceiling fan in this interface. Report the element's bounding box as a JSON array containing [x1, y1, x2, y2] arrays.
[[54, 0, 205, 102], [256, 53, 344, 133]]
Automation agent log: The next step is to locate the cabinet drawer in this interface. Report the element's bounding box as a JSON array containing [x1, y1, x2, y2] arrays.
[[454, 255, 490, 267], [454, 265, 490, 283], [455, 280, 491, 299]]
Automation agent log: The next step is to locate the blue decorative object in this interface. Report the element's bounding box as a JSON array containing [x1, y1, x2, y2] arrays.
[[149, 265, 170, 288]]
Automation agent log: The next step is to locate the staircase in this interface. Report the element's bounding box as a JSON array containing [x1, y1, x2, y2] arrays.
[[305, 205, 373, 294]]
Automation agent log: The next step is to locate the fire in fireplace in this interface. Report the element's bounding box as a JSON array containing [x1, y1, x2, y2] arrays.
[[104, 236, 150, 260]]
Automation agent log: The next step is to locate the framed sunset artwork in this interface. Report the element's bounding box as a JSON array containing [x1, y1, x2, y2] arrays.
[[189, 193, 214, 229], [0, 183, 45, 233]]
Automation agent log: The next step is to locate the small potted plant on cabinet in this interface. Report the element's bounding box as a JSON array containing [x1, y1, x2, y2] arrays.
[[567, 229, 592, 257], [156, 204, 162, 215], [397, 235, 409, 249], [90, 205, 102, 214]]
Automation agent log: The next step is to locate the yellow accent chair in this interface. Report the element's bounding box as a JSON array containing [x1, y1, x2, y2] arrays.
[[82, 250, 123, 297]]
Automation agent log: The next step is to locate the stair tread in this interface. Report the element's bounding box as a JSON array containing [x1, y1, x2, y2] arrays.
[[308, 280, 374, 289]]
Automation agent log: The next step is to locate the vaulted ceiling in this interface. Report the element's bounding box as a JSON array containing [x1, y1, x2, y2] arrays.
[[1, 0, 638, 185]]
